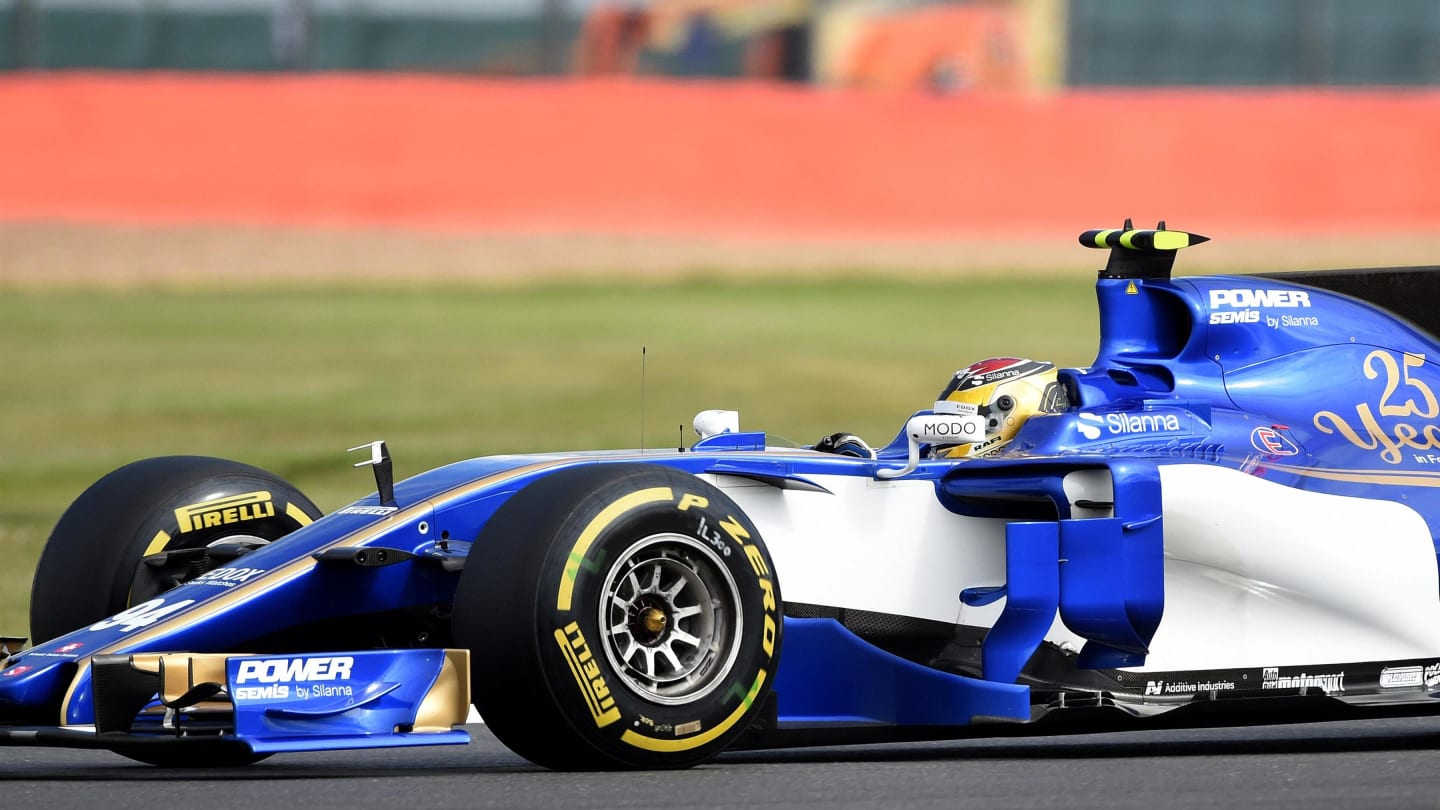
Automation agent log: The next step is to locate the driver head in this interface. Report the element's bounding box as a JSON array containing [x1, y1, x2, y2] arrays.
[[936, 358, 1065, 458]]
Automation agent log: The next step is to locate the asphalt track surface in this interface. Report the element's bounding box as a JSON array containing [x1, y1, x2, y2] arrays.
[[5, 718, 1440, 809]]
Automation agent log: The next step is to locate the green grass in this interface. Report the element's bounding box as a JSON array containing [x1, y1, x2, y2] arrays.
[[0, 276, 1097, 635]]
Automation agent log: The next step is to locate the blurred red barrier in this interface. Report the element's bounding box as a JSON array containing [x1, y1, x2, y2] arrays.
[[0, 75, 1436, 238]]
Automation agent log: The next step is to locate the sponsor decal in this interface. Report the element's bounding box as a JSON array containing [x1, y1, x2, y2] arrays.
[[1208, 288, 1312, 326], [1261, 667, 1345, 694], [1313, 350, 1440, 465], [555, 622, 621, 728], [915, 416, 983, 440], [1144, 678, 1236, 696], [90, 597, 196, 633], [232, 657, 358, 702], [717, 516, 779, 658], [234, 684, 290, 701], [191, 567, 266, 588], [974, 369, 1025, 385], [947, 359, 1053, 392], [1209, 289, 1313, 309], [295, 682, 353, 699], [235, 656, 354, 684], [1077, 411, 1182, 440], [174, 491, 275, 533], [1267, 314, 1321, 329], [2, 665, 33, 677], [1210, 309, 1260, 325], [336, 505, 400, 516], [1250, 426, 1300, 457], [968, 434, 1008, 458], [1425, 663, 1440, 689], [27, 641, 87, 659], [1380, 666, 1424, 688]]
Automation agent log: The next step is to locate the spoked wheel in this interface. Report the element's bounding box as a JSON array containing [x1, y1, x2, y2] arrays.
[[454, 463, 782, 770], [599, 533, 744, 705]]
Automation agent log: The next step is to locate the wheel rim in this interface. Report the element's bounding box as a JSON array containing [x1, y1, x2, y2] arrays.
[[598, 533, 743, 704]]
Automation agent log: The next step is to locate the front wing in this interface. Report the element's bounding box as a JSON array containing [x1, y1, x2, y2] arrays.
[[0, 649, 471, 756]]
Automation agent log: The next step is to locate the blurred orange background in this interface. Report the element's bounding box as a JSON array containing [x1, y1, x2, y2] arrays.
[[2, 75, 1437, 240]]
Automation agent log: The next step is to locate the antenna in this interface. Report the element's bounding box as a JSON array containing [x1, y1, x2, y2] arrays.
[[640, 346, 646, 453]]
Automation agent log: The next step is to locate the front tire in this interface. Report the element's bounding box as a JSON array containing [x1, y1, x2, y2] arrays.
[[454, 463, 781, 770], [31, 456, 322, 643]]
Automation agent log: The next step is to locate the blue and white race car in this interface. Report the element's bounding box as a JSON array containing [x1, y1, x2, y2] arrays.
[[5, 223, 1440, 769]]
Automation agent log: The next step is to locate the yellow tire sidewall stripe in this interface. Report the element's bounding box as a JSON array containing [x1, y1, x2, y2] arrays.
[[619, 669, 767, 753], [556, 486, 674, 612]]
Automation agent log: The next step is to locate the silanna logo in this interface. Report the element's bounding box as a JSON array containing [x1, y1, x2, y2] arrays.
[[1077, 412, 1182, 440], [947, 358, 1054, 393]]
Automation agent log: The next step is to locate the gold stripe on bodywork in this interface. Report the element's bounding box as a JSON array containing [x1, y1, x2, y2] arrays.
[[1264, 461, 1440, 488], [557, 487, 673, 612]]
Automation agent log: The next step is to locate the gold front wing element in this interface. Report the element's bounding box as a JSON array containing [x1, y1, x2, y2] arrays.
[[412, 649, 472, 732]]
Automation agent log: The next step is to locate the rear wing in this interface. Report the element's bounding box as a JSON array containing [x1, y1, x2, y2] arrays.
[[1080, 219, 1208, 280], [1079, 219, 1439, 341], [1254, 266, 1440, 341]]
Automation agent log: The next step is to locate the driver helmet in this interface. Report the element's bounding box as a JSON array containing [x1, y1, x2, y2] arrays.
[[935, 358, 1066, 458]]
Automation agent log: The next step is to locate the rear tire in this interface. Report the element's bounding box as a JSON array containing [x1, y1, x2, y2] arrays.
[[454, 463, 782, 770], [30, 456, 322, 643]]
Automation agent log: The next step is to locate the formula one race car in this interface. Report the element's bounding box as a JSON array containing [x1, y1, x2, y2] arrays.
[[5, 224, 1440, 770]]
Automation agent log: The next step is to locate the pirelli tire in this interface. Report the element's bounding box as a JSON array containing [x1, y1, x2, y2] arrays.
[[30, 456, 322, 643], [454, 463, 782, 770]]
